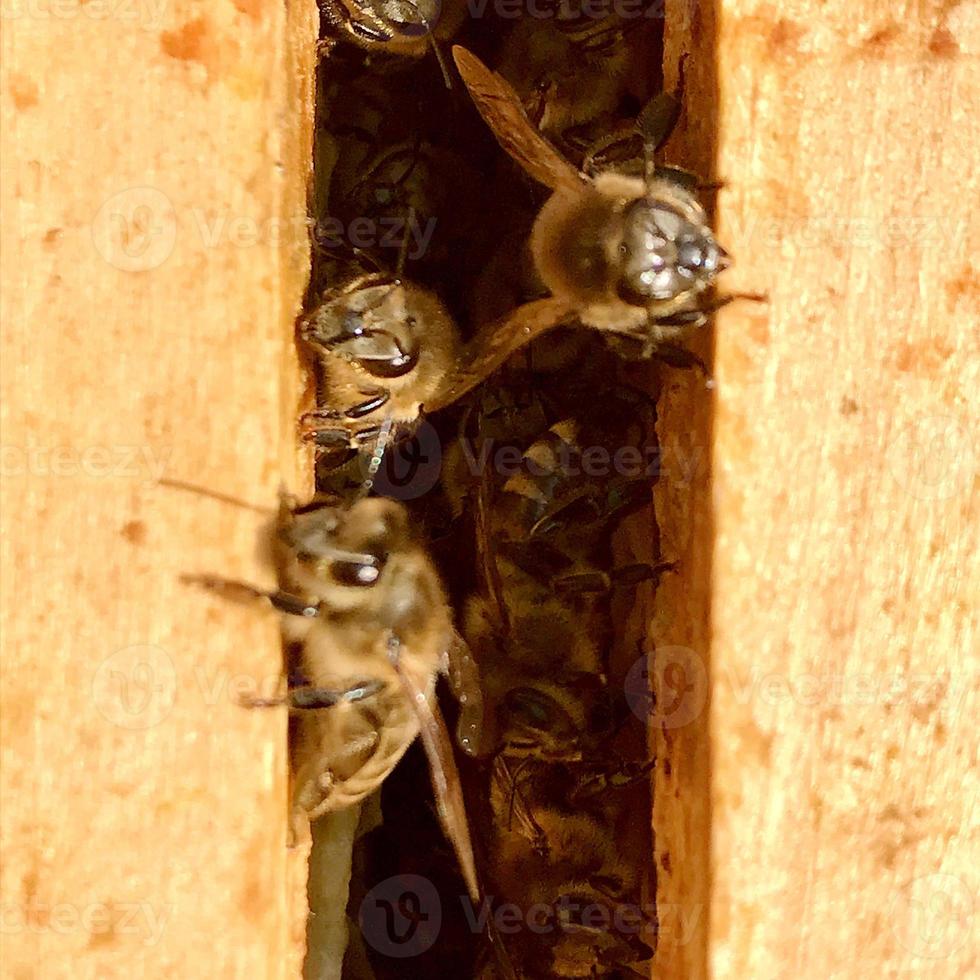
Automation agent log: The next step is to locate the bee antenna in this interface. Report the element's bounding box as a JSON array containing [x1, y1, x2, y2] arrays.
[[158, 477, 273, 515], [636, 54, 689, 193], [395, 205, 415, 278], [351, 247, 386, 274], [424, 23, 452, 90]]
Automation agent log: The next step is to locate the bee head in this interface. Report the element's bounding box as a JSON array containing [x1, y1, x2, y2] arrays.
[[342, 0, 442, 42], [279, 497, 411, 600], [304, 277, 421, 380], [497, 673, 606, 758], [616, 195, 728, 305], [500, 687, 575, 748]]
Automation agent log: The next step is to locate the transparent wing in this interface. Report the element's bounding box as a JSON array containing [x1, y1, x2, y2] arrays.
[[444, 630, 485, 758], [453, 46, 582, 193], [424, 297, 577, 413], [393, 659, 480, 904]]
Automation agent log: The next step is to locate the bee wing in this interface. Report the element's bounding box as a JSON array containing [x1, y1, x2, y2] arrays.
[[452, 46, 582, 193], [424, 297, 577, 413], [445, 630, 485, 758], [393, 659, 480, 905]]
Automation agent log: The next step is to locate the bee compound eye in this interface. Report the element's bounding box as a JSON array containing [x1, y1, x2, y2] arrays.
[[330, 558, 383, 587], [677, 239, 705, 271], [504, 688, 557, 727]]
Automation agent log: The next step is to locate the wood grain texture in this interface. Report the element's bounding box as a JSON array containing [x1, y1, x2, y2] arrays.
[[0, 1, 318, 977], [657, 0, 978, 977]]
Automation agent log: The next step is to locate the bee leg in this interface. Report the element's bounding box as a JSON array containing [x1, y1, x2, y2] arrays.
[[351, 424, 385, 445], [553, 570, 612, 596], [298, 680, 385, 708], [300, 407, 344, 421], [648, 342, 711, 378], [610, 560, 677, 592], [553, 562, 674, 597], [313, 35, 336, 62], [180, 574, 318, 617], [242, 680, 384, 711], [299, 407, 358, 448], [344, 387, 390, 420], [654, 289, 768, 334], [302, 426, 354, 448]]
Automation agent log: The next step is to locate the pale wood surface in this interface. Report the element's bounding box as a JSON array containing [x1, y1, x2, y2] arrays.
[[3, 2, 977, 979], [657, 0, 978, 977], [1, 2, 317, 977]]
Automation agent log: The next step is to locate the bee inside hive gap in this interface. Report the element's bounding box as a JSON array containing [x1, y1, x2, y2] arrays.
[[287, 3, 727, 977]]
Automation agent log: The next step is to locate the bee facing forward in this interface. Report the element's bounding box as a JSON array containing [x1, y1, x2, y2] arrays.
[[452, 46, 752, 362], [300, 272, 463, 448], [319, 0, 465, 86]]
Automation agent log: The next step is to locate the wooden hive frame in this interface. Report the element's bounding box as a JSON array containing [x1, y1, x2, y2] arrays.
[[1, 1, 976, 978]]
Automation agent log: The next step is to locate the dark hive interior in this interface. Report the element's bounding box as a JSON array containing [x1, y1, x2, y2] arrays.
[[300, 4, 682, 977]]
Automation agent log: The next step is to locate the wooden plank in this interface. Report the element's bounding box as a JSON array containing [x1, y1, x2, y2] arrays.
[[658, 0, 978, 976], [0, 2, 317, 977]]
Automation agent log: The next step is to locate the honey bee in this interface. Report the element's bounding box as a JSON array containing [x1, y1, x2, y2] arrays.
[[185, 493, 483, 900], [445, 371, 668, 760], [482, 756, 655, 978], [319, 0, 465, 84], [452, 45, 755, 361], [495, 10, 648, 162]]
